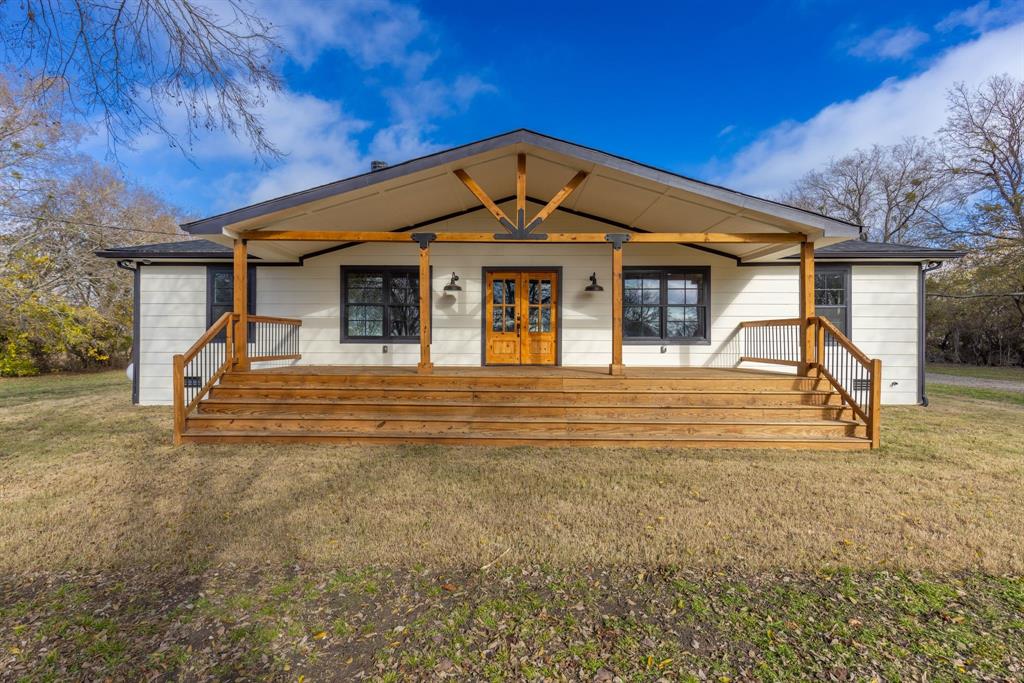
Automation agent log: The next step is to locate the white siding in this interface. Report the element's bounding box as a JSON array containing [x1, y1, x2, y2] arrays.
[[137, 265, 207, 405], [132, 228, 921, 406], [850, 265, 919, 405]]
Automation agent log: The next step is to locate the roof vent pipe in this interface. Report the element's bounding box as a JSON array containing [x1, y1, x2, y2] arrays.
[[370, 160, 388, 172]]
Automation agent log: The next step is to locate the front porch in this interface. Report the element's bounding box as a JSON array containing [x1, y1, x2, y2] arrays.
[[170, 137, 882, 449]]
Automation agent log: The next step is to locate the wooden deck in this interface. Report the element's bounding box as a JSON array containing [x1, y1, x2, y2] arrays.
[[180, 365, 872, 449]]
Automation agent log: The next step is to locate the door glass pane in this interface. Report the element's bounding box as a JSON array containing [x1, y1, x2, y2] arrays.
[[528, 307, 538, 332], [504, 306, 517, 331], [492, 280, 503, 304], [541, 307, 551, 332], [492, 308, 503, 332]]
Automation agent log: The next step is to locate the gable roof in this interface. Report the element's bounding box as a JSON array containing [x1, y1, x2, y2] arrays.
[[96, 237, 964, 263], [180, 128, 862, 239]]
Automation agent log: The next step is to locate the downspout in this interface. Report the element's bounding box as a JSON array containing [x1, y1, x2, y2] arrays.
[[117, 259, 141, 405], [919, 260, 943, 406]]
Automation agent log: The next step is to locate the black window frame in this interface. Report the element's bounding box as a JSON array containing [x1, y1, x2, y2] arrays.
[[622, 266, 711, 345], [340, 265, 423, 343], [815, 265, 852, 337], [206, 265, 256, 329]]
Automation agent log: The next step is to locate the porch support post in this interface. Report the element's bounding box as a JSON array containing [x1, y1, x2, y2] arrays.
[[609, 235, 626, 376], [799, 240, 815, 374], [233, 238, 249, 371], [416, 236, 434, 374]]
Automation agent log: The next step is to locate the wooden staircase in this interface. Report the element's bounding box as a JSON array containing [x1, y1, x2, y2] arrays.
[[178, 367, 872, 449]]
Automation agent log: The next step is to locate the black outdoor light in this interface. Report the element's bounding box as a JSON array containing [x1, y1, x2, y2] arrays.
[[443, 272, 462, 292], [584, 272, 603, 292]]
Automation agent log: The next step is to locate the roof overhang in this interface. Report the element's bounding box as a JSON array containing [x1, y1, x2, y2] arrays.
[[182, 129, 863, 264]]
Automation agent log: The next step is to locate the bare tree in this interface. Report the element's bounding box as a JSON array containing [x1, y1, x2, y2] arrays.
[[1, 0, 283, 161], [941, 74, 1024, 247], [781, 138, 954, 243]]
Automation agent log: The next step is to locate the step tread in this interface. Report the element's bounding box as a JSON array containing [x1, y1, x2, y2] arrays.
[[182, 428, 870, 443], [188, 413, 860, 427], [212, 385, 836, 396], [200, 396, 846, 410]]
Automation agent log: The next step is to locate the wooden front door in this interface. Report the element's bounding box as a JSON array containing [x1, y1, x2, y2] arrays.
[[485, 271, 558, 365]]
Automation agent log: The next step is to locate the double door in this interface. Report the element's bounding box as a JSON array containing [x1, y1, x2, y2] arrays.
[[485, 270, 558, 365]]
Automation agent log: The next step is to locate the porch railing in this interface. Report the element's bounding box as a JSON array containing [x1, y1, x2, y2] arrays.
[[173, 314, 302, 444], [739, 316, 882, 448]]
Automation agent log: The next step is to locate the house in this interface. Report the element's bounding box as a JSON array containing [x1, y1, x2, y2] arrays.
[[97, 130, 963, 448]]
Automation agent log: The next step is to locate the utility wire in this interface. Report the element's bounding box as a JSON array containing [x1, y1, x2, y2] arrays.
[[0, 210, 184, 237]]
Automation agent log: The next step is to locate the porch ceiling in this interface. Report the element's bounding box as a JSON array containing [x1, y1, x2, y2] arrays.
[[187, 130, 861, 263]]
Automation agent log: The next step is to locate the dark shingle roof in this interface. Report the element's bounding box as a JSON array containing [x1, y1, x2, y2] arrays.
[[783, 240, 965, 261], [95, 239, 234, 259]]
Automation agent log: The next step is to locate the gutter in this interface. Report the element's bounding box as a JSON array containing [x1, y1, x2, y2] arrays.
[[116, 260, 141, 405], [919, 260, 944, 406]]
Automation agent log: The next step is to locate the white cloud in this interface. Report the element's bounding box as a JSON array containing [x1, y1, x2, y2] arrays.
[[848, 26, 929, 60], [717, 124, 736, 137], [936, 0, 1024, 32], [719, 22, 1024, 197], [253, 0, 435, 75]]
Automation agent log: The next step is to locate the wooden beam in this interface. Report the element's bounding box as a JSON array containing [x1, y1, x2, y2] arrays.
[[869, 358, 882, 448], [417, 244, 433, 374], [799, 241, 815, 373], [233, 239, 249, 371], [239, 230, 807, 244], [525, 170, 588, 232], [626, 232, 805, 244], [610, 244, 624, 376], [452, 168, 515, 232], [516, 153, 526, 229]]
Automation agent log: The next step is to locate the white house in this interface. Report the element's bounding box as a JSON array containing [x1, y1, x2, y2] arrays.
[[98, 130, 962, 448]]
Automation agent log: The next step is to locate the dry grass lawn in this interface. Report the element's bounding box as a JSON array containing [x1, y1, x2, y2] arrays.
[[1, 371, 1023, 574]]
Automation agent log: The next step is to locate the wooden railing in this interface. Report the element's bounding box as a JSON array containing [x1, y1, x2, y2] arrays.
[[249, 315, 302, 362], [739, 316, 882, 448], [739, 318, 803, 366], [173, 314, 301, 444]]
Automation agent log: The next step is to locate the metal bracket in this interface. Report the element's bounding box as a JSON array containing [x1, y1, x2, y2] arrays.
[[494, 231, 549, 240], [411, 233, 436, 249], [605, 233, 631, 249]]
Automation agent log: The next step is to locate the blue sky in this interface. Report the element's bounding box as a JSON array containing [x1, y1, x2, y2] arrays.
[[92, 0, 1024, 220]]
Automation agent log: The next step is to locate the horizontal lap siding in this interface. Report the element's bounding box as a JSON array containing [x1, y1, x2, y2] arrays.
[[851, 265, 919, 405], [132, 208, 922, 406], [138, 266, 207, 405]]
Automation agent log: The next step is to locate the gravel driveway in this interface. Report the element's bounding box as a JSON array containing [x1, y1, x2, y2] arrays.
[[927, 372, 1024, 392]]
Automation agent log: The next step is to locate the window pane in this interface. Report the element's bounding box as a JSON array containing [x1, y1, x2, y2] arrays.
[[541, 307, 551, 332], [211, 272, 233, 305], [667, 320, 699, 338], [624, 306, 659, 337], [492, 308, 503, 332], [504, 306, 516, 331], [389, 306, 419, 337], [528, 307, 538, 332]]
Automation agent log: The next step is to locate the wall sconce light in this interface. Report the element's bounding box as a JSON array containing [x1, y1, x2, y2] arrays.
[[443, 272, 462, 292], [584, 272, 603, 292]]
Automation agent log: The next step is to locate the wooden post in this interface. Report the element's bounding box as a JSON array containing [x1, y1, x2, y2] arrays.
[[813, 318, 825, 378], [610, 243, 624, 376], [172, 354, 185, 445], [233, 239, 249, 371], [417, 242, 433, 374], [869, 358, 882, 448], [799, 241, 815, 374], [516, 153, 526, 229]]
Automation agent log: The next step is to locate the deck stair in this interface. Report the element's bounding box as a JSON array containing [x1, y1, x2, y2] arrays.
[[180, 367, 872, 449]]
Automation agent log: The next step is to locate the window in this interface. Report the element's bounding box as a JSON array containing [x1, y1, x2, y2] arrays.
[[206, 265, 255, 329], [623, 267, 710, 343], [815, 266, 851, 337], [341, 267, 420, 341]]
